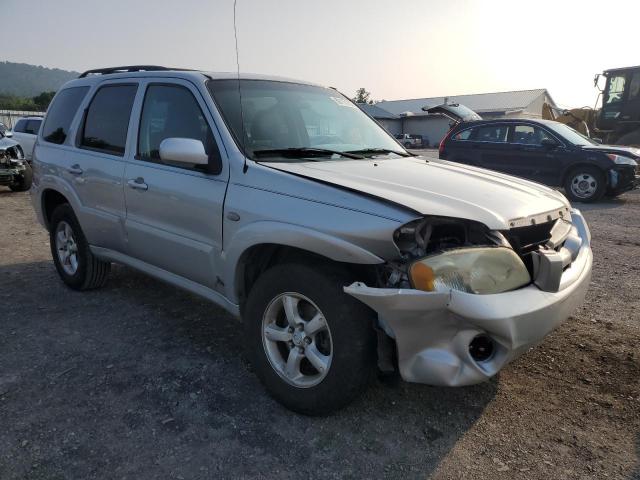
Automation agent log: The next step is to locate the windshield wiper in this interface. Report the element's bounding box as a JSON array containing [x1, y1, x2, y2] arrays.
[[345, 148, 414, 157], [253, 147, 364, 160]]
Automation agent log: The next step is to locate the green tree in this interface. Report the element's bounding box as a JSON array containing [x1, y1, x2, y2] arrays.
[[0, 94, 36, 111], [353, 88, 373, 104], [33, 91, 56, 110]]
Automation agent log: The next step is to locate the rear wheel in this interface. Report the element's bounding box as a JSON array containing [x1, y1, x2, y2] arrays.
[[244, 263, 376, 415], [563, 166, 605, 203], [49, 204, 110, 290], [9, 164, 32, 192]]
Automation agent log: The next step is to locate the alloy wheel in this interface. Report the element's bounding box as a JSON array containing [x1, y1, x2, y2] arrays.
[[55, 220, 79, 275], [261, 292, 333, 388]]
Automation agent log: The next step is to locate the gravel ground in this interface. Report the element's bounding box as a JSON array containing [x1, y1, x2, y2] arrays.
[[0, 186, 639, 480]]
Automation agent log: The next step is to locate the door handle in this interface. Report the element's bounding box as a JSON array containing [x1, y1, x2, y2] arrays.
[[127, 177, 148, 191], [68, 164, 83, 175]]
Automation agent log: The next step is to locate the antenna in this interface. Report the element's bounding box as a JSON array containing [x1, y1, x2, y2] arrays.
[[233, 0, 248, 173]]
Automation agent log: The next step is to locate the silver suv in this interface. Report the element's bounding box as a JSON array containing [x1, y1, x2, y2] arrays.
[[31, 66, 592, 415]]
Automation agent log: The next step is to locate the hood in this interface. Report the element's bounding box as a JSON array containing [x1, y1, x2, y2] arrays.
[[0, 136, 19, 150], [263, 156, 570, 230], [579, 144, 640, 158]]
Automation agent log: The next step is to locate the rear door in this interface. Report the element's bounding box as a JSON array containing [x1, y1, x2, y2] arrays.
[[425, 103, 482, 122], [63, 81, 138, 252], [123, 79, 228, 290]]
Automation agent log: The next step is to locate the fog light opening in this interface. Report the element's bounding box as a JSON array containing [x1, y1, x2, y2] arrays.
[[469, 335, 495, 362]]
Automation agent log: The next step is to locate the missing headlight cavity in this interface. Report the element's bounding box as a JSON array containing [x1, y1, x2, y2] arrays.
[[393, 216, 498, 260], [380, 216, 504, 289]]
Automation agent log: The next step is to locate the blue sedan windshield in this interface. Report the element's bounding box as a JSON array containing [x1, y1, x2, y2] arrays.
[[546, 122, 597, 146]]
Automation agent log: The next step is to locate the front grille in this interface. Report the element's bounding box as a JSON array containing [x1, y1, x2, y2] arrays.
[[503, 221, 555, 255], [503, 220, 557, 275]]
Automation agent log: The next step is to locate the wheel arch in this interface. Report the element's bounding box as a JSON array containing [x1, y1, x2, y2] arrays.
[[225, 222, 385, 312], [41, 188, 72, 231], [560, 162, 608, 187]]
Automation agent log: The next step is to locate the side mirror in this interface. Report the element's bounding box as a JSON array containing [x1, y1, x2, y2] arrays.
[[540, 138, 558, 149], [159, 138, 208, 166]]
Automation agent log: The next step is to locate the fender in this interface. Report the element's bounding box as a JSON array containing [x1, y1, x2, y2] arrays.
[[222, 220, 384, 304], [35, 173, 85, 227]]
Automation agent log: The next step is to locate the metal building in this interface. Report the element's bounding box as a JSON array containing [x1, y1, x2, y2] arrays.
[[360, 88, 557, 147]]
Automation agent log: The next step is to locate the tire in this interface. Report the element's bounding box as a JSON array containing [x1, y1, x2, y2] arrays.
[[563, 166, 606, 203], [404, 142, 412, 148], [244, 262, 376, 415], [49, 204, 110, 290], [9, 164, 32, 192]]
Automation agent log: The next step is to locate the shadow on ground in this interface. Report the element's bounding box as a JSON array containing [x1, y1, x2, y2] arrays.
[[0, 260, 497, 480]]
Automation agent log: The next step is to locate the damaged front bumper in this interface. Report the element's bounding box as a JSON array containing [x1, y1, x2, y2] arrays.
[[345, 210, 592, 387]]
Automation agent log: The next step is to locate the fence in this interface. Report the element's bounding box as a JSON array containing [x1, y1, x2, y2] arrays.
[[0, 110, 46, 129]]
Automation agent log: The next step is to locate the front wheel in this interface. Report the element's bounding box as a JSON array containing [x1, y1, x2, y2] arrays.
[[244, 263, 376, 415], [563, 166, 605, 203]]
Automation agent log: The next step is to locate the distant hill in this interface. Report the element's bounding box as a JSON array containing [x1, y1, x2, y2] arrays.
[[0, 61, 79, 97]]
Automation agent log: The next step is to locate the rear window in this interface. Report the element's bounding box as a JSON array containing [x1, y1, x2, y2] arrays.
[[42, 87, 89, 145], [81, 84, 137, 156], [13, 119, 27, 133], [475, 125, 509, 143]]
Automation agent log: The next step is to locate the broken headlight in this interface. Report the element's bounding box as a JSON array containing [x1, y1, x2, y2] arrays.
[[409, 247, 530, 294]]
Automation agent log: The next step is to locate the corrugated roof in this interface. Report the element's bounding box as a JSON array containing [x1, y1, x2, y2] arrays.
[[356, 102, 399, 119], [376, 89, 553, 116]]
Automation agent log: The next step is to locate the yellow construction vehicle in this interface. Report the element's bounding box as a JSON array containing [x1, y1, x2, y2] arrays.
[[543, 66, 640, 146]]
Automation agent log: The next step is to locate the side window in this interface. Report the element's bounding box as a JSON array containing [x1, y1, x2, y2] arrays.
[[475, 125, 508, 143], [512, 125, 555, 146], [605, 75, 626, 104], [452, 128, 473, 141], [42, 87, 89, 145], [13, 119, 27, 133], [81, 84, 137, 156], [629, 72, 640, 100], [24, 119, 42, 135], [138, 84, 220, 173]]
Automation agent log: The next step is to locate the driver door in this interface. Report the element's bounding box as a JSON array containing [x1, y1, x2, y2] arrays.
[[123, 79, 229, 290]]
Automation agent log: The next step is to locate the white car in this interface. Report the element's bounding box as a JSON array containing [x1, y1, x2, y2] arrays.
[[11, 116, 43, 161]]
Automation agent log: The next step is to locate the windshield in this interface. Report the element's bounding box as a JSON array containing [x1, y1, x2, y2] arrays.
[[207, 79, 405, 159], [546, 122, 597, 146]]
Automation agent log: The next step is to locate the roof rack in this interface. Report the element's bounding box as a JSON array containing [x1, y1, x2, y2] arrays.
[[78, 65, 193, 78]]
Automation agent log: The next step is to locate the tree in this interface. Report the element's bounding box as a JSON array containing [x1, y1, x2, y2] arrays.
[[353, 88, 373, 104], [32, 91, 56, 110]]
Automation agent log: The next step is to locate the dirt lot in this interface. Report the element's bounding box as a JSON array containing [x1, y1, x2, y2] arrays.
[[1, 187, 639, 480]]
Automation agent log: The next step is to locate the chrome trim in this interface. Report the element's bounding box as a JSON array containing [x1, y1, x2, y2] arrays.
[[508, 206, 571, 228]]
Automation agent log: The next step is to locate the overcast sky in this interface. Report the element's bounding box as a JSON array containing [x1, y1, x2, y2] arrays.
[[3, 0, 639, 108]]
